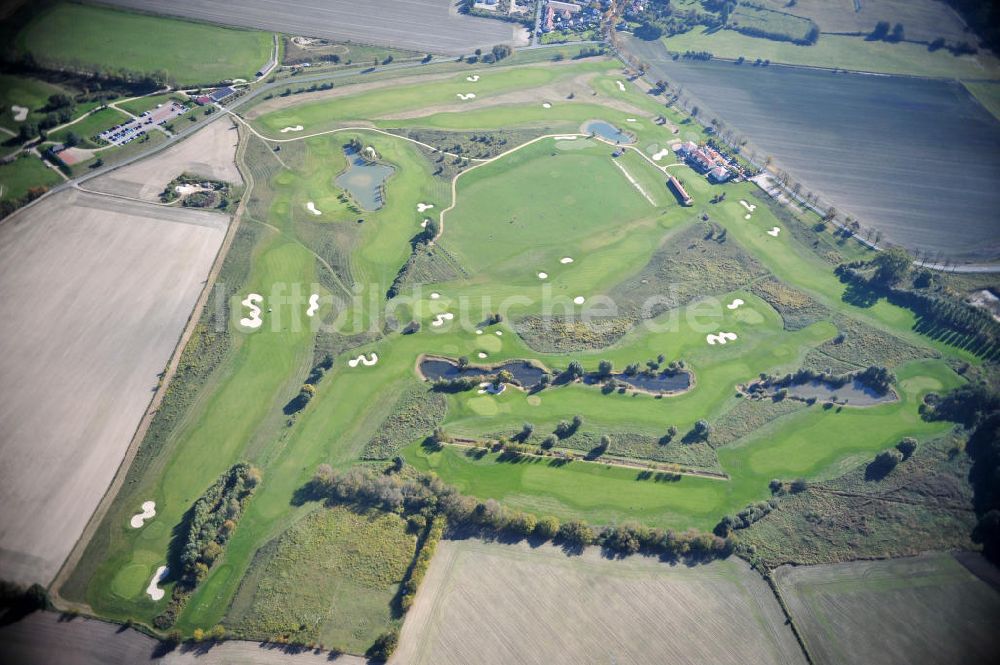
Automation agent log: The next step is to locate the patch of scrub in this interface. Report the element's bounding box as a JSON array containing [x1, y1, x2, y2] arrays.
[[146, 565, 168, 601], [417, 202, 434, 212], [11, 105, 28, 122], [129, 501, 156, 529], [582, 120, 635, 144], [478, 381, 507, 395], [306, 294, 320, 317], [652, 148, 670, 161], [616, 80, 626, 91], [306, 201, 322, 215], [560, 257, 574, 264], [767, 227, 781, 237], [336, 147, 394, 211], [239, 293, 263, 329], [537, 272, 548, 279], [573, 296, 586, 305], [279, 125, 303, 133], [431, 312, 455, 327], [706, 331, 738, 345], [347, 352, 379, 367], [727, 298, 745, 310], [456, 93, 477, 101], [466, 75, 480, 82]]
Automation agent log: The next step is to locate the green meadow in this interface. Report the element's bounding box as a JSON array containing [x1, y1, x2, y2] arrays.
[[62, 55, 980, 653]]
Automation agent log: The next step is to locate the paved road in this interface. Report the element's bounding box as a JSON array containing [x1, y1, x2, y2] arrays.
[[98, 0, 516, 54], [0, 611, 365, 665]]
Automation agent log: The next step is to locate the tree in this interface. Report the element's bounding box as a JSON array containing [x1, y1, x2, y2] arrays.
[[209, 624, 225, 641], [597, 359, 613, 378], [872, 246, 911, 285], [193, 628, 206, 642], [541, 434, 557, 449], [535, 515, 560, 539], [790, 478, 808, 493], [520, 422, 534, 441], [866, 450, 902, 480], [558, 519, 594, 546], [869, 21, 890, 40], [572, 414, 583, 429], [888, 22, 905, 43], [667, 425, 678, 438], [368, 628, 399, 661], [896, 437, 918, 460], [457, 355, 469, 369], [566, 360, 584, 379]]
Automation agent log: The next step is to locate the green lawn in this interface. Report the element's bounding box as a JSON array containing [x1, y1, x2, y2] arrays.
[[0, 153, 62, 202], [116, 93, 189, 117], [662, 29, 1000, 79], [48, 106, 132, 148], [17, 3, 272, 86], [963, 80, 1000, 122]]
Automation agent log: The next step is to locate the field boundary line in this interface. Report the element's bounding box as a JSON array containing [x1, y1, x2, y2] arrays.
[[49, 124, 253, 609]]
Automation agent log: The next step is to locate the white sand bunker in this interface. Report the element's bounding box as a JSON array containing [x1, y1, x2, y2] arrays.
[[745, 214, 752, 220], [478, 381, 507, 395], [146, 566, 168, 601], [240, 293, 263, 329], [478, 352, 488, 359], [307, 293, 320, 317], [495, 330, 503, 336], [129, 501, 156, 529], [174, 184, 206, 196], [279, 125, 304, 133], [727, 298, 745, 310], [542, 103, 552, 109], [430, 292, 441, 299], [456, 93, 477, 101], [476, 329, 484, 335], [616, 80, 626, 92], [348, 352, 378, 367], [417, 203, 434, 212], [560, 257, 574, 264], [652, 148, 670, 161], [466, 75, 480, 82], [431, 312, 455, 327], [232, 78, 247, 84], [573, 296, 586, 305], [11, 105, 28, 122], [553, 135, 578, 140], [740, 200, 757, 212], [306, 201, 322, 215], [767, 227, 781, 237], [420, 218, 430, 228], [626, 118, 637, 123], [538, 271, 548, 279], [706, 332, 738, 345]]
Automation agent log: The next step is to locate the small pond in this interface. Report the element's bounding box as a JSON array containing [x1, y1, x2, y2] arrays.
[[583, 370, 692, 394], [581, 120, 635, 145], [420, 357, 547, 387], [784, 379, 895, 406], [335, 147, 394, 211]]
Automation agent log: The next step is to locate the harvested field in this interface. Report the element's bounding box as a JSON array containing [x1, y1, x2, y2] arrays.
[[392, 538, 806, 665], [87, 119, 243, 202], [97, 0, 519, 55], [0, 610, 365, 665], [0, 189, 226, 585], [775, 552, 1000, 665]]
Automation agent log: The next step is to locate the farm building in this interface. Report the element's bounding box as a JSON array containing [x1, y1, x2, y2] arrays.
[[196, 86, 238, 105], [667, 175, 693, 206], [708, 166, 731, 183]]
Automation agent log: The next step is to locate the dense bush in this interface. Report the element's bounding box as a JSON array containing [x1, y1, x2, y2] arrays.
[[400, 515, 445, 611]]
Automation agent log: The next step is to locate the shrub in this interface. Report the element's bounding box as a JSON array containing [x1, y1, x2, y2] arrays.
[[790, 478, 808, 493], [534, 516, 560, 539], [896, 437, 918, 460], [367, 627, 399, 661]]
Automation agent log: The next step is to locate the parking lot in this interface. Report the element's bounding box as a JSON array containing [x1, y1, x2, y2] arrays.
[[98, 100, 189, 146]]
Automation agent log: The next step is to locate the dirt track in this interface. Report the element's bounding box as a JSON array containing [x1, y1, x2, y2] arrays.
[[0, 189, 226, 586], [392, 538, 806, 665], [0, 611, 365, 664], [96, 0, 517, 54]]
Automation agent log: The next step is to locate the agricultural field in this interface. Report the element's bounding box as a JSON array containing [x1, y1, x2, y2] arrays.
[[0, 32, 985, 665], [393, 538, 805, 665], [14, 2, 273, 86], [0, 189, 227, 586], [775, 553, 1000, 665], [624, 35, 1000, 263], [97, 0, 520, 55]]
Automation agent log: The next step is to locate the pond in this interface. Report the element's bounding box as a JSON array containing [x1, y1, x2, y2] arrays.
[[581, 120, 635, 145], [784, 379, 895, 406], [583, 370, 692, 394], [419, 357, 547, 387], [335, 147, 395, 211]]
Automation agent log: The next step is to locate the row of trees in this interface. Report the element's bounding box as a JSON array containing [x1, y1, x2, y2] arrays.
[[304, 464, 734, 559]]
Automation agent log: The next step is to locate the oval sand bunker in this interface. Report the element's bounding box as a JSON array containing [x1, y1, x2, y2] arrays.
[[129, 501, 156, 528], [560, 257, 574, 264]]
